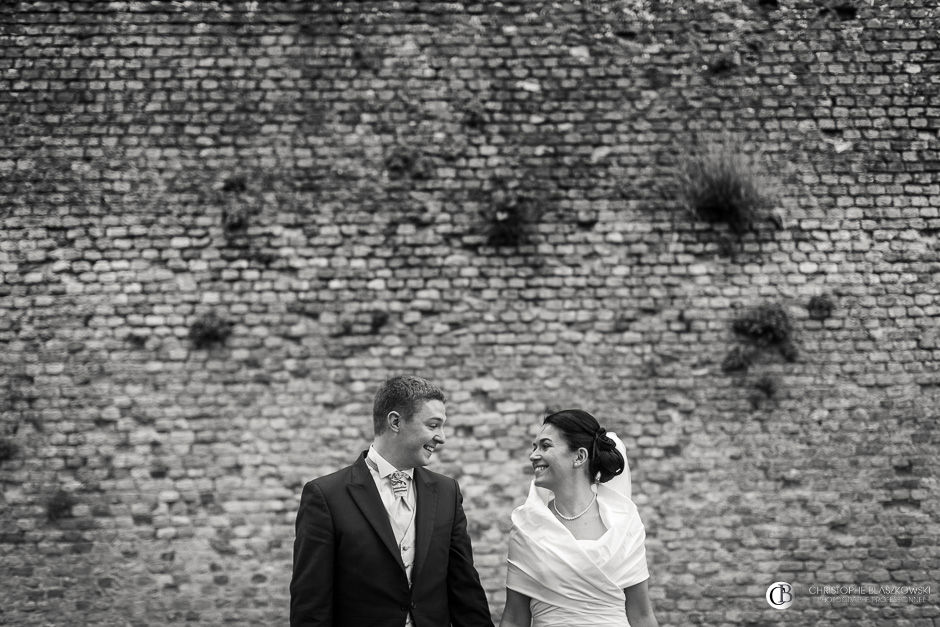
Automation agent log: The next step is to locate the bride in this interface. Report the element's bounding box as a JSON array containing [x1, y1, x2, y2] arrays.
[[499, 409, 659, 627]]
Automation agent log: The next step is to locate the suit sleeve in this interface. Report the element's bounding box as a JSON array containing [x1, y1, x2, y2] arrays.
[[446, 481, 495, 627], [290, 481, 334, 627]]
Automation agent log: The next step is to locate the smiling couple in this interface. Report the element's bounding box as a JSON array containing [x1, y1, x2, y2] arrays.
[[290, 375, 658, 627]]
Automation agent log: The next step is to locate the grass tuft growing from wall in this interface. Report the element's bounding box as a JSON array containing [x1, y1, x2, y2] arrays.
[[486, 188, 541, 247], [723, 302, 798, 378], [189, 312, 233, 349], [732, 302, 795, 357], [676, 138, 775, 235], [807, 294, 835, 320]]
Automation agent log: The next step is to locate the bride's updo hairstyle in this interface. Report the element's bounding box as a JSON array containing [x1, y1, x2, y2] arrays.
[[543, 409, 624, 483]]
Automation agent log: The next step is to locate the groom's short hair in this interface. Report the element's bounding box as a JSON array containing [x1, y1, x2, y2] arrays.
[[372, 375, 445, 435]]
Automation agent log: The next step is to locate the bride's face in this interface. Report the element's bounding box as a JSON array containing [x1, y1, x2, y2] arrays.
[[529, 424, 580, 490]]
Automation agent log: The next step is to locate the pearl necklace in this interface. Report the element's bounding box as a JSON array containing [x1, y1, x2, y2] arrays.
[[551, 492, 597, 521]]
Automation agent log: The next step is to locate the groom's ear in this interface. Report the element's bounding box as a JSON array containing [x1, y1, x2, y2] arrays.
[[386, 411, 402, 433]]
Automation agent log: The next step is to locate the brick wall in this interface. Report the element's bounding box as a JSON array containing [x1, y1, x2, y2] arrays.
[[1, 1, 938, 625]]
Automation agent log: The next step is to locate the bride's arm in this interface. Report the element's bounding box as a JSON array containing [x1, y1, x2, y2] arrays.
[[498, 588, 532, 627], [624, 580, 658, 627]]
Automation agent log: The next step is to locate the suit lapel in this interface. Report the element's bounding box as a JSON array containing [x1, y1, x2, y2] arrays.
[[412, 467, 438, 584], [346, 454, 406, 571]]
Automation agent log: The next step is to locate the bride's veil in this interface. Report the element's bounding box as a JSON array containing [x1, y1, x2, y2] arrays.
[[602, 432, 632, 500]]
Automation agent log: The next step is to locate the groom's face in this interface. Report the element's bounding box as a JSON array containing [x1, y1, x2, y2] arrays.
[[390, 399, 447, 469]]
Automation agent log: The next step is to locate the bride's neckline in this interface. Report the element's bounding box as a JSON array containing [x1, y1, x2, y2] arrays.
[[545, 497, 610, 542]]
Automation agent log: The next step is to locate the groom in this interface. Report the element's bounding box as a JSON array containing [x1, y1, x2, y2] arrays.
[[290, 375, 494, 627]]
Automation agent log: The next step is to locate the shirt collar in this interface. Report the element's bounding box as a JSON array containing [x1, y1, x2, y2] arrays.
[[367, 445, 414, 480]]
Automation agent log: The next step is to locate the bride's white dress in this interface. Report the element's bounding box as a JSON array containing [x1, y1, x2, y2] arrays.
[[506, 433, 649, 627]]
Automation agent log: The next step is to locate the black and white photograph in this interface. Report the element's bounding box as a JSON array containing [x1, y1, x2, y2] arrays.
[[1, 1, 937, 625]]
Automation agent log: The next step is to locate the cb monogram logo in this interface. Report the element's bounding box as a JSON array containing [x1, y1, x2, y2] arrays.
[[766, 581, 794, 609]]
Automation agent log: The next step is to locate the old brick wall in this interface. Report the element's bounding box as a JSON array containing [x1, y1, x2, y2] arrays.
[[1, 1, 938, 625]]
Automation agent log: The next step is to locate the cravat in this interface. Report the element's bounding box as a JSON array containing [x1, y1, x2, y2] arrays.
[[387, 471, 413, 550], [389, 471, 410, 500]]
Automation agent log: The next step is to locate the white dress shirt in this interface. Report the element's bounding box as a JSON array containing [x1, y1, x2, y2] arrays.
[[366, 446, 417, 626]]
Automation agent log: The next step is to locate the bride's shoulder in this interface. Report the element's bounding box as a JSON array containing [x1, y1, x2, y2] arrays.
[[597, 484, 641, 517]]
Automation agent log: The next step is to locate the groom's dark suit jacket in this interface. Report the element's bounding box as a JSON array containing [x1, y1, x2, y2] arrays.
[[290, 452, 494, 627]]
